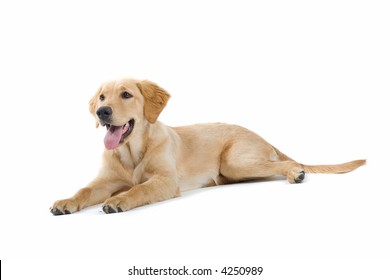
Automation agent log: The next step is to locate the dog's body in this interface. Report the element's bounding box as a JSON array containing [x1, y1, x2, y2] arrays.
[[51, 78, 365, 215]]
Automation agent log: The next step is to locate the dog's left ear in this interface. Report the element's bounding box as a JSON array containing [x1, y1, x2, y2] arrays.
[[136, 80, 170, 123], [89, 86, 101, 128]]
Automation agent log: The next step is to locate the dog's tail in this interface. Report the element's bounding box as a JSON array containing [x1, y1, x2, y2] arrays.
[[302, 160, 366, 174], [272, 146, 366, 174]]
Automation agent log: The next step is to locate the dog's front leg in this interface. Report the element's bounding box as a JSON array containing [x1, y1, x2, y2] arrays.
[[102, 175, 180, 214], [51, 177, 130, 215]]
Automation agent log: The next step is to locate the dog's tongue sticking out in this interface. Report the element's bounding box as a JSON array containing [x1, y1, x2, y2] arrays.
[[104, 125, 126, 150]]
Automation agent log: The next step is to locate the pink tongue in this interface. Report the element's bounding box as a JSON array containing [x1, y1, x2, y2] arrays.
[[104, 125, 123, 150]]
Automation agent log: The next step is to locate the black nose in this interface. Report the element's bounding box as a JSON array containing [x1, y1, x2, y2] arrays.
[[96, 106, 112, 121]]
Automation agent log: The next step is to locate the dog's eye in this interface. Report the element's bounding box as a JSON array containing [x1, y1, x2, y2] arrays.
[[99, 94, 105, 101], [121, 91, 133, 99]]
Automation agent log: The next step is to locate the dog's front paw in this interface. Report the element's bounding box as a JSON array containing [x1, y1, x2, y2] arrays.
[[102, 197, 129, 214], [50, 199, 79, 215]]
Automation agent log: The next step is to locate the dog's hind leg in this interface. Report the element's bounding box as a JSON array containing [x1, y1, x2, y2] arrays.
[[219, 139, 304, 184]]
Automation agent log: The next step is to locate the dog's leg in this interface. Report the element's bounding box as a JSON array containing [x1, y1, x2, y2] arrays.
[[102, 176, 179, 213], [220, 140, 305, 183], [221, 159, 305, 183], [50, 177, 129, 215]]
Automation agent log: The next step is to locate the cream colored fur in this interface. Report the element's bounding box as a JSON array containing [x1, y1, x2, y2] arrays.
[[51, 78, 366, 215]]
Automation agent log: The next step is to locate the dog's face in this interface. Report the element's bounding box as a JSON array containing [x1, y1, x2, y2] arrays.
[[89, 78, 170, 150]]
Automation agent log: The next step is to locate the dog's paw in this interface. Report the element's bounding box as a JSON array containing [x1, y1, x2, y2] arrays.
[[287, 168, 305, 184], [50, 199, 79, 215], [102, 197, 128, 214]]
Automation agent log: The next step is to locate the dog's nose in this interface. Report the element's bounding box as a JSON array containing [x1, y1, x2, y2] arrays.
[[96, 106, 112, 121]]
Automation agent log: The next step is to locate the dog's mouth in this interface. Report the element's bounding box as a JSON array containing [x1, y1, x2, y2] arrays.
[[103, 119, 135, 150]]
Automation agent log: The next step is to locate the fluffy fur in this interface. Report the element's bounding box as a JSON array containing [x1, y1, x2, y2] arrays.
[[51, 78, 366, 215]]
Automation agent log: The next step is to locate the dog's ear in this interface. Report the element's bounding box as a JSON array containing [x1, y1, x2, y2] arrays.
[[136, 80, 170, 123], [89, 86, 101, 128]]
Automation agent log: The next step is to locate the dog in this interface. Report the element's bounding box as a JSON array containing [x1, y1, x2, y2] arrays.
[[50, 78, 366, 215]]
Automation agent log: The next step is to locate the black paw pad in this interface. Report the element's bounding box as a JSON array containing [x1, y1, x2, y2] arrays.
[[294, 171, 305, 183], [103, 205, 117, 214], [51, 208, 64, 216]]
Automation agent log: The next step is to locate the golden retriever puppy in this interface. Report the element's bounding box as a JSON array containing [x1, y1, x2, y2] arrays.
[[50, 78, 365, 215]]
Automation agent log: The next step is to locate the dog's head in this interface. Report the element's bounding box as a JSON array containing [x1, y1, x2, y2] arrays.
[[89, 78, 170, 150]]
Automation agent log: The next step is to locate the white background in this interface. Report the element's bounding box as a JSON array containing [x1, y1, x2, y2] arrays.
[[0, 0, 389, 279]]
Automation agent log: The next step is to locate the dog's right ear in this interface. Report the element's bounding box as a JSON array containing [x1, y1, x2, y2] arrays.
[[89, 86, 101, 128]]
